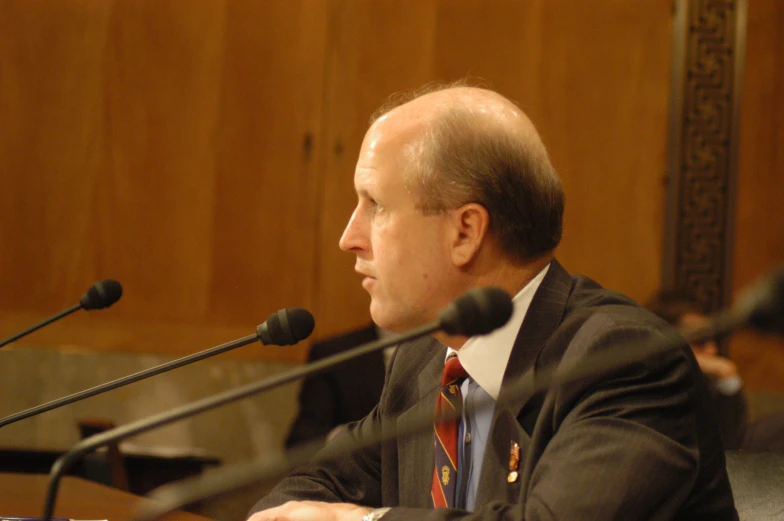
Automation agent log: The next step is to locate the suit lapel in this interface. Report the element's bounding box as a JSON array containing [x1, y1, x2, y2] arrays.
[[476, 259, 573, 506], [499, 259, 573, 416], [396, 337, 445, 508]]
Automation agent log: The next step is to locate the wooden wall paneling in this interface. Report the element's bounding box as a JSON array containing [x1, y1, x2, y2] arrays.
[[434, 0, 673, 304], [731, 0, 784, 391], [99, 0, 226, 322], [0, 0, 677, 360], [0, 1, 330, 360], [0, 0, 238, 355], [207, 0, 329, 361], [313, 0, 440, 339], [0, 1, 114, 312]]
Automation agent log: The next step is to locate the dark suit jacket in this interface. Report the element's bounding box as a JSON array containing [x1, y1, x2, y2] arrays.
[[285, 324, 384, 450], [742, 410, 784, 452], [253, 260, 738, 520], [710, 386, 748, 450]]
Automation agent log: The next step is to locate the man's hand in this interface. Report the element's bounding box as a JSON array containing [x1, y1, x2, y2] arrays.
[[248, 501, 373, 521], [694, 351, 738, 380]]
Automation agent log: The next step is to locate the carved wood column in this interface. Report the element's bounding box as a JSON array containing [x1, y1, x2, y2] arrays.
[[664, 0, 748, 312]]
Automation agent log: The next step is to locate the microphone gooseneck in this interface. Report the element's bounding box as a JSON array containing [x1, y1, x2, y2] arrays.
[[258, 307, 315, 346], [1, 308, 315, 432], [0, 279, 124, 349], [734, 266, 784, 336], [41, 288, 512, 521], [678, 265, 784, 345]]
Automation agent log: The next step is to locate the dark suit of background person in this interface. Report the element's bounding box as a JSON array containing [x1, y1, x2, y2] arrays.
[[647, 290, 749, 450], [254, 260, 737, 521], [285, 324, 384, 452]]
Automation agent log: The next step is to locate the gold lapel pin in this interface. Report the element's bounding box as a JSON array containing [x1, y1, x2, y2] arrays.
[[507, 441, 520, 483]]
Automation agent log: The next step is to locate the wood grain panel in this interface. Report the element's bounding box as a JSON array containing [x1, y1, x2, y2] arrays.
[[207, 0, 328, 335], [0, 0, 114, 312], [730, 0, 784, 391], [99, 0, 226, 321], [1, 0, 673, 360], [436, 0, 672, 303], [313, 0, 440, 338], [315, 0, 673, 340], [0, 0, 228, 322], [0, 1, 329, 358]]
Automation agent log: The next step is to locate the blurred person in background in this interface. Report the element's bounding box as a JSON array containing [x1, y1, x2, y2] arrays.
[[286, 324, 395, 456], [647, 290, 748, 449]]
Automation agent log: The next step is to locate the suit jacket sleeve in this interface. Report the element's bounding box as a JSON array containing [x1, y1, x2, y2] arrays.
[[513, 323, 702, 520], [711, 387, 748, 450], [251, 397, 386, 512]]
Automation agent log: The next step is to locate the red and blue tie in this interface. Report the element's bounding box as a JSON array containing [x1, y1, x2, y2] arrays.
[[431, 354, 468, 508]]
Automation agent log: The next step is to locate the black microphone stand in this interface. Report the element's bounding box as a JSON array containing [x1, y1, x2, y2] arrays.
[[0, 334, 260, 430], [1, 279, 123, 349], [41, 321, 442, 520], [1, 306, 313, 430], [0, 304, 82, 348]]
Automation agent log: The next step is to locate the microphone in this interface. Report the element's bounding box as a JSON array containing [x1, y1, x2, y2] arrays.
[[79, 279, 124, 310], [129, 265, 784, 519], [0, 279, 123, 349], [744, 266, 784, 335], [439, 286, 513, 336], [40, 287, 512, 520], [0, 307, 314, 431], [704, 265, 784, 338]]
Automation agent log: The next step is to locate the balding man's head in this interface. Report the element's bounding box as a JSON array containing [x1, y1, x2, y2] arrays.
[[370, 82, 564, 263]]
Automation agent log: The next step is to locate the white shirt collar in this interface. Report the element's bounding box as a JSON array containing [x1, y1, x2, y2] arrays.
[[447, 263, 550, 400]]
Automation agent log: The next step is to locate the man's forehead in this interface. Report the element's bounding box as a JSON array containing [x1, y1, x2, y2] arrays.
[[361, 108, 430, 162]]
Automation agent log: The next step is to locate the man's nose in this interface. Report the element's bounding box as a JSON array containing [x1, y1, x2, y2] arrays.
[[339, 208, 367, 252]]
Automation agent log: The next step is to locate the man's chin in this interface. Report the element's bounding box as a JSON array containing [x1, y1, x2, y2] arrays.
[[369, 303, 402, 333], [370, 303, 431, 334]]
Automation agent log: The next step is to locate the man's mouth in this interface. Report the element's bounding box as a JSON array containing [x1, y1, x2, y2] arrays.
[[355, 266, 376, 279]]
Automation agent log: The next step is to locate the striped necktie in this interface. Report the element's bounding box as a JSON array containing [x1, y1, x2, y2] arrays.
[[431, 353, 468, 508]]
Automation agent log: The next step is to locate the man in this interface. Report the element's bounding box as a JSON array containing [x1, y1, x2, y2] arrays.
[[647, 290, 748, 449], [250, 84, 737, 520]]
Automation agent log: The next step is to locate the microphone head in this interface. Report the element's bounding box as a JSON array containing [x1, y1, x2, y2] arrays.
[[438, 286, 513, 337], [257, 307, 315, 346], [79, 279, 123, 310], [735, 266, 784, 336]]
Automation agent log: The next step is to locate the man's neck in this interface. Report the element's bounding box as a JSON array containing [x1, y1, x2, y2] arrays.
[[433, 254, 553, 350]]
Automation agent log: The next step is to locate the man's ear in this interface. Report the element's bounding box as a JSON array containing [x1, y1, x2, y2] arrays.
[[449, 203, 490, 267]]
